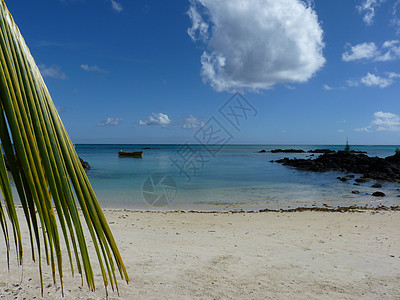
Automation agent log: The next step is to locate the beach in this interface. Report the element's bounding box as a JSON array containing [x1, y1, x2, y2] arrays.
[[0, 208, 399, 299]]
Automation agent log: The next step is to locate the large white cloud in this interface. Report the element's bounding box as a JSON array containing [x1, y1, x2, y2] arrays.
[[187, 0, 325, 92], [140, 113, 171, 127]]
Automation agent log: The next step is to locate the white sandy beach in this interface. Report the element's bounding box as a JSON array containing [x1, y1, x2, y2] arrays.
[[0, 208, 399, 299]]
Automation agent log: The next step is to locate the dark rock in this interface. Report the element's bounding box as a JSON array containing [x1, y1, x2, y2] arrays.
[[258, 149, 267, 153], [337, 177, 347, 182], [308, 149, 335, 154], [270, 149, 305, 153], [345, 174, 355, 178], [372, 191, 385, 197], [371, 183, 382, 188], [274, 151, 400, 183], [350, 150, 367, 154], [142, 147, 151, 149], [353, 183, 360, 186], [79, 157, 90, 172], [355, 178, 370, 183], [352, 190, 360, 194]]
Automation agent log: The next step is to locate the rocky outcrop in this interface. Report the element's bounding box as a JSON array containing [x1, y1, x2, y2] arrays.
[[270, 149, 305, 153], [273, 151, 400, 182], [79, 157, 90, 172], [307, 149, 335, 154], [372, 191, 385, 197]]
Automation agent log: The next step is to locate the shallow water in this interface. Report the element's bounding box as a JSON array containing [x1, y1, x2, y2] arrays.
[[71, 144, 400, 210]]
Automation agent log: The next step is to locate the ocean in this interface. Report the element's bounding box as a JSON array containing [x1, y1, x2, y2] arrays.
[[72, 144, 400, 210]]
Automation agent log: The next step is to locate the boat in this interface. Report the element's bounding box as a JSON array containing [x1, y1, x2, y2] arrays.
[[118, 150, 143, 158]]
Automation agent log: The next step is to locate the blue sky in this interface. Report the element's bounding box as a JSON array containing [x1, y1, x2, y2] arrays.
[[7, 0, 400, 145]]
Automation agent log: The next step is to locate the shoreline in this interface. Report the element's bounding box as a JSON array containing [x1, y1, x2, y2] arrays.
[[0, 207, 399, 299]]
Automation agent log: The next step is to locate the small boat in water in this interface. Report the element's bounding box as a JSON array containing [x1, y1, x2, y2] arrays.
[[118, 150, 143, 158]]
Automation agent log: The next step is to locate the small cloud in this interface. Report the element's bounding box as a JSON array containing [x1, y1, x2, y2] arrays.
[[376, 40, 400, 61], [323, 84, 333, 90], [346, 79, 359, 87], [81, 64, 108, 73], [281, 129, 287, 133], [38, 64, 67, 79], [355, 111, 400, 132], [355, 126, 372, 132], [356, 0, 384, 25], [140, 113, 171, 127], [372, 111, 400, 131], [97, 117, 123, 127], [111, 0, 123, 12], [342, 42, 378, 61], [360, 73, 393, 88], [337, 129, 344, 133], [342, 40, 400, 62], [182, 115, 204, 130], [337, 120, 347, 124]]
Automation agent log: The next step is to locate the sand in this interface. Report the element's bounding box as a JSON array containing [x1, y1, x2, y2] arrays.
[[0, 208, 399, 299]]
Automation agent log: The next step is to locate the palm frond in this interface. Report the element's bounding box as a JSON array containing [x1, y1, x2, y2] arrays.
[[0, 0, 129, 295]]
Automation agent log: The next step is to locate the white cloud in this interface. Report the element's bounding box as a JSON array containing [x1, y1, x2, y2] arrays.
[[376, 40, 400, 61], [357, 0, 384, 25], [182, 115, 204, 130], [187, 0, 325, 92], [360, 73, 393, 88], [81, 64, 107, 73], [355, 126, 372, 132], [38, 64, 67, 79], [343, 40, 400, 62], [140, 113, 171, 127], [346, 79, 359, 87], [337, 129, 344, 133], [111, 0, 123, 12], [323, 84, 333, 90], [342, 42, 378, 61], [372, 111, 400, 131], [392, 1, 400, 34], [356, 111, 400, 132], [97, 117, 123, 127], [187, 1, 209, 42]]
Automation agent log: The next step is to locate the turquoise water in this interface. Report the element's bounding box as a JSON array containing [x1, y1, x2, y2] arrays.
[[74, 144, 400, 210]]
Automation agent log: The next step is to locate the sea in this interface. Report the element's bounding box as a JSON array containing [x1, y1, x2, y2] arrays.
[[70, 144, 400, 211]]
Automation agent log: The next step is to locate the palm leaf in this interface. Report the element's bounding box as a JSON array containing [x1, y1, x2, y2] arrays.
[[0, 0, 129, 295]]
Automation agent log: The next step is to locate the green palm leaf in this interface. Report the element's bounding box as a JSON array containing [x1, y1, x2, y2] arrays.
[[0, 0, 129, 295]]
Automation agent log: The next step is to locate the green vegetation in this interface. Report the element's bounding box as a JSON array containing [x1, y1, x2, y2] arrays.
[[0, 0, 128, 295], [396, 147, 400, 155]]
